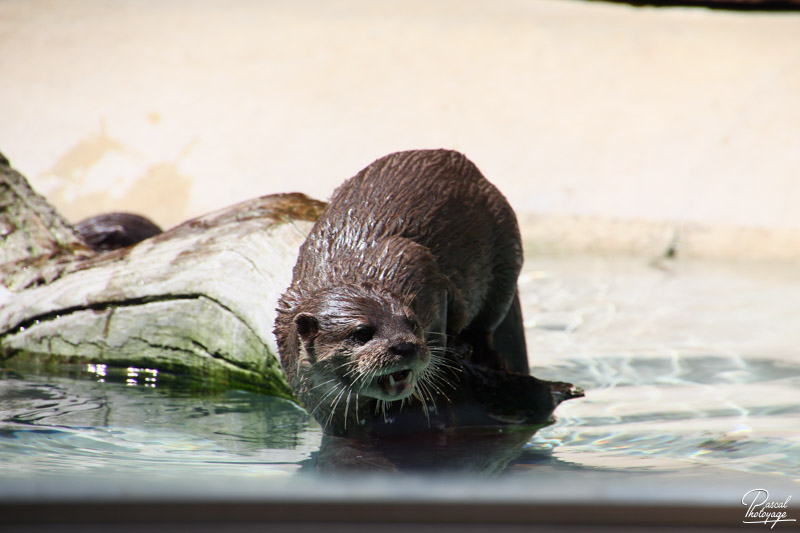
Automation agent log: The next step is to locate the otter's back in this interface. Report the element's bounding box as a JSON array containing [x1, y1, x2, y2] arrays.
[[296, 149, 522, 333]]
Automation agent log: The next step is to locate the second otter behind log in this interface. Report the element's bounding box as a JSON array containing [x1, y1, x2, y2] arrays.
[[274, 149, 529, 434]]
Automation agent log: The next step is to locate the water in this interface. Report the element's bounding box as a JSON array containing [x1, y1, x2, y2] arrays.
[[1, 256, 799, 502], [0, 369, 319, 481], [518, 257, 800, 479]]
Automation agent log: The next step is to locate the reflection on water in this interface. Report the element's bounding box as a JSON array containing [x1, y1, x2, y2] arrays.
[[520, 354, 800, 477], [311, 425, 544, 475], [517, 257, 800, 480], [2, 353, 797, 480], [0, 257, 798, 483], [0, 368, 320, 479], [87, 363, 159, 387]]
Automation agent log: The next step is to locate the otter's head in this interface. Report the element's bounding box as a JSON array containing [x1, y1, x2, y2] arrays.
[[286, 285, 431, 405]]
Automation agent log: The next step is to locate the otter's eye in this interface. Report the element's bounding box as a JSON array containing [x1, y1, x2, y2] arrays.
[[350, 325, 375, 345]]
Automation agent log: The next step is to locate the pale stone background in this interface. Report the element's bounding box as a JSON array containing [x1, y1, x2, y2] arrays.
[[1, 0, 799, 257]]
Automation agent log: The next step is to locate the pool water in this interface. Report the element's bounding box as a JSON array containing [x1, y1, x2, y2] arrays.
[[0, 372, 318, 480], [519, 257, 800, 479], [1, 256, 798, 493]]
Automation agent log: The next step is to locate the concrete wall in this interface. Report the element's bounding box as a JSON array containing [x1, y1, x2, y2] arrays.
[[2, 0, 799, 257]]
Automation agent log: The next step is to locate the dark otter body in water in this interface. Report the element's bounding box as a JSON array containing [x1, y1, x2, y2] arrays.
[[275, 149, 533, 435]]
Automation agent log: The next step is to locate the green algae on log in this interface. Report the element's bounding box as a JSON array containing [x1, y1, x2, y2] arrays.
[[0, 151, 325, 397]]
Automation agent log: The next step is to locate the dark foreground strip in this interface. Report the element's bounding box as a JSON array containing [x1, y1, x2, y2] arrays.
[[0, 500, 743, 531]]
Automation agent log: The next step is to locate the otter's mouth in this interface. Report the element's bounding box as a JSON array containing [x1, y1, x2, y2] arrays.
[[376, 369, 414, 398]]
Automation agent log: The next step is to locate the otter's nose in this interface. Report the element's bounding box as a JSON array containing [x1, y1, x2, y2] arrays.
[[390, 341, 417, 358]]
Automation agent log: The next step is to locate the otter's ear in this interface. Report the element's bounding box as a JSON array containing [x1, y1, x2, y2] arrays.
[[294, 312, 319, 343]]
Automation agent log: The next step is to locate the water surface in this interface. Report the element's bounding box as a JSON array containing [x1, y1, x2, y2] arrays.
[[1, 257, 798, 501]]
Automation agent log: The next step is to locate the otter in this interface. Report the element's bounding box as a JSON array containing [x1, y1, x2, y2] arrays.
[[75, 212, 162, 252], [274, 149, 530, 435]]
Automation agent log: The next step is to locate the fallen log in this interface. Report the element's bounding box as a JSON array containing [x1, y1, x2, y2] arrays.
[[0, 152, 325, 396]]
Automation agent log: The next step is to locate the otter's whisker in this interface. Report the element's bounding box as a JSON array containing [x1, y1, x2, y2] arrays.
[[428, 356, 462, 375], [308, 381, 344, 420], [424, 366, 459, 393], [421, 382, 437, 408], [414, 381, 434, 423], [425, 363, 460, 387], [426, 355, 462, 383], [356, 362, 380, 393], [341, 361, 362, 380], [379, 399, 388, 422], [343, 388, 354, 431], [306, 377, 339, 393], [366, 363, 383, 388], [309, 379, 341, 410], [418, 364, 456, 403], [426, 340, 464, 356], [325, 386, 350, 430], [328, 384, 348, 411]]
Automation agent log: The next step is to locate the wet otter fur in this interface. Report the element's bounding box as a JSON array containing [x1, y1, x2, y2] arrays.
[[75, 212, 162, 252], [274, 149, 529, 435]]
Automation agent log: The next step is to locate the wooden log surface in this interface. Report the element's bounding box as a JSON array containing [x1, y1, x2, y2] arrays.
[[0, 152, 326, 396], [0, 153, 93, 291]]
